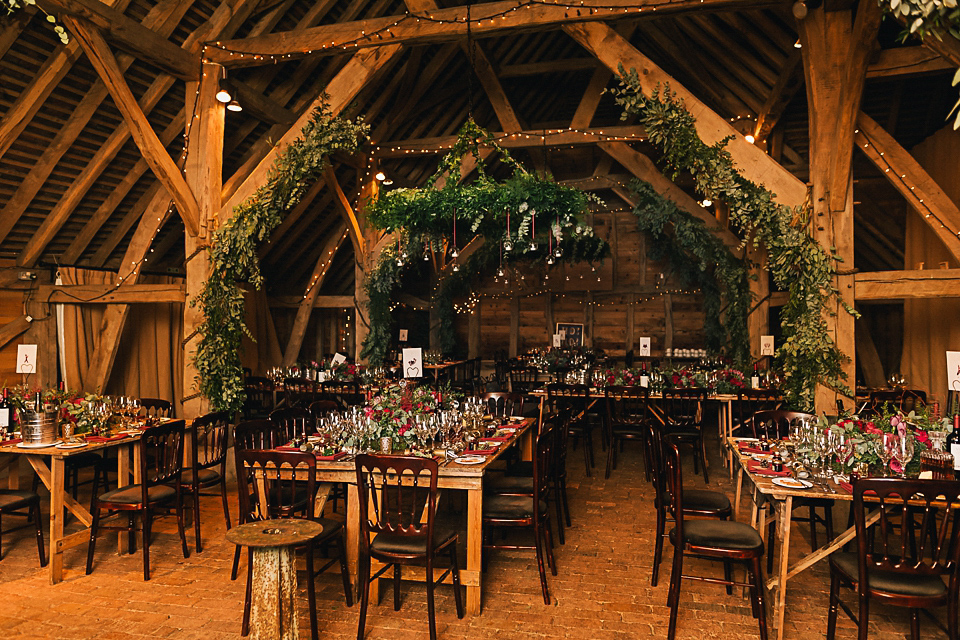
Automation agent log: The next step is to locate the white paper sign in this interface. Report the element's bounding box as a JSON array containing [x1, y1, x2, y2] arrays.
[[318, 371, 329, 383], [402, 348, 423, 378], [552, 334, 562, 348], [399, 329, 408, 342], [947, 351, 960, 392], [16, 344, 37, 374], [331, 353, 347, 367], [638, 337, 651, 357], [760, 335, 775, 356]]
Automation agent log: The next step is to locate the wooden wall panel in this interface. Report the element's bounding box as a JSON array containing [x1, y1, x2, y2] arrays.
[[0, 290, 25, 382]]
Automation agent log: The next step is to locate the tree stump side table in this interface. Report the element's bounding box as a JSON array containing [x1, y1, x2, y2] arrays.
[[226, 519, 324, 640]]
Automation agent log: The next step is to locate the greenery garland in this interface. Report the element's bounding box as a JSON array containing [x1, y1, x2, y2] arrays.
[[3, 0, 69, 43], [611, 71, 853, 410], [194, 101, 368, 413], [630, 179, 752, 368], [360, 120, 609, 365]]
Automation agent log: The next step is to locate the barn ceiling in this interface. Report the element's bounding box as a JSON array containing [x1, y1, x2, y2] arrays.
[[0, 0, 955, 293]]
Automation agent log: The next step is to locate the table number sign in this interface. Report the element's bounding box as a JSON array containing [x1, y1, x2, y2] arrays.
[[331, 353, 347, 367], [947, 351, 960, 391], [638, 337, 651, 357], [16, 344, 37, 375], [402, 348, 423, 378], [552, 333, 562, 348], [760, 335, 775, 356]]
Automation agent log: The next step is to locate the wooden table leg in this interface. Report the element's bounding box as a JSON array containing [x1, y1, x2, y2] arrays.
[[116, 443, 131, 553], [346, 483, 360, 589], [49, 455, 65, 584], [466, 486, 482, 616], [774, 495, 793, 640], [1, 456, 20, 489], [734, 463, 744, 521]]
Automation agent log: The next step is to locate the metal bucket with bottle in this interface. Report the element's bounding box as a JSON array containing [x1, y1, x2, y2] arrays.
[[19, 409, 58, 445]]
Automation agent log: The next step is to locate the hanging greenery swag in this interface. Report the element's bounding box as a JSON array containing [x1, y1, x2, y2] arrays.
[[611, 69, 854, 411], [360, 120, 609, 365], [630, 180, 752, 368], [193, 101, 369, 414]]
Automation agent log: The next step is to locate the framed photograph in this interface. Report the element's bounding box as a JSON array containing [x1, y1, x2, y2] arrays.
[[555, 323, 584, 348]]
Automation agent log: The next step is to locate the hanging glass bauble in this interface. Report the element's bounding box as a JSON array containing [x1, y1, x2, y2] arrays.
[[497, 267, 505, 277], [503, 239, 513, 252], [554, 246, 562, 258], [451, 249, 459, 259], [528, 241, 538, 251], [546, 255, 555, 265]]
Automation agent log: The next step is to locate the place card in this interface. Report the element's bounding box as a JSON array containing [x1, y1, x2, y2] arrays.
[[947, 351, 960, 392], [760, 335, 775, 356], [16, 344, 37, 375], [638, 337, 651, 357], [403, 347, 423, 378]]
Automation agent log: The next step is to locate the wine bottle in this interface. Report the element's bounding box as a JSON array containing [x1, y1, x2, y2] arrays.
[[947, 414, 960, 478], [639, 361, 649, 388], [751, 363, 760, 390], [0, 389, 10, 431], [34, 390, 43, 412]]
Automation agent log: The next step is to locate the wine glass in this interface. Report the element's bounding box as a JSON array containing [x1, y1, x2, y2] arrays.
[[896, 435, 915, 478], [876, 433, 899, 477]]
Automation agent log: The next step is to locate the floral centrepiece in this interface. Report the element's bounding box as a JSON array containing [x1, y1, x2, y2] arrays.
[[363, 383, 459, 451]]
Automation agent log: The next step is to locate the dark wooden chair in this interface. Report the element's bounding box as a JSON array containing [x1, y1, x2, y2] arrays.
[[479, 392, 524, 419], [547, 382, 594, 476], [508, 367, 540, 394], [269, 406, 314, 444], [86, 420, 189, 580], [230, 419, 284, 580], [664, 440, 767, 639], [0, 489, 46, 566], [139, 398, 172, 419], [283, 377, 318, 408], [649, 423, 732, 588], [483, 421, 557, 604], [308, 399, 340, 421], [659, 388, 710, 483], [321, 381, 364, 409], [236, 449, 352, 639], [242, 376, 274, 420], [182, 411, 232, 553], [355, 454, 463, 640], [827, 477, 960, 640], [734, 389, 782, 436], [866, 389, 927, 416], [604, 386, 650, 479]]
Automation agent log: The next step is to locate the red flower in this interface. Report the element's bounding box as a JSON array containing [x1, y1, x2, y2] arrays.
[[914, 429, 930, 446], [672, 374, 680, 385], [864, 421, 882, 435], [398, 424, 410, 436]]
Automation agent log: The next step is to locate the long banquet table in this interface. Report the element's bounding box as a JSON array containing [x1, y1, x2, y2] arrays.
[[293, 417, 535, 616]]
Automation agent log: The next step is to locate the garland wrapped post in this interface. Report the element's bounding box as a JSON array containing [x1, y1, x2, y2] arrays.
[[611, 70, 854, 410], [193, 101, 368, 413], [360, 119, 609, 365], [630, 179, 752, 368]]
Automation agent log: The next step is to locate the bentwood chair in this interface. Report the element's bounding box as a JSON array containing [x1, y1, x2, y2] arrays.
[[479, 392, 524, 419], [547, 383, 594, 476], [321, 381, 365, 409], [355, 455, 463, 640], [733, 389, 782, 437], [86, 420, 190, 581], [865, 389, 927, 416], [659, 388, 710, 483], [664, 440, 767, 639], [649, 423, 732, 588], [181, 411, 232, 553], [230, 419, 284, 580], [236, 449, 352, 639], [604, 386, 650, 479], [269, 406, 314, 444], [139, 398, 172, 420], [827, 477, 960, 640], [483, 421, 557, 604], [0, 489, 46, 566], [242, 376, 274, 419]]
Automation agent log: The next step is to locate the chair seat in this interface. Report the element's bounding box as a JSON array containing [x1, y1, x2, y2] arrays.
[[670, 519, 763, 551], [487, 475, 533, 494], [65, 452, 105, 469], [98, 484, 176, 505], [830, 552, 948, 599], [181, 467, 221, 487], [665, 424, 701, 437], [611, 424, 645, 436], [0, 489, 40, 510], [370, 527, 457, 556], [483, 495, 548, 520], [662, 489, 731, 515]]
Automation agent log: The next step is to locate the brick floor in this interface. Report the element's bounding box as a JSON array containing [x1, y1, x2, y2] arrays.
[[0, 433, 944, 639]]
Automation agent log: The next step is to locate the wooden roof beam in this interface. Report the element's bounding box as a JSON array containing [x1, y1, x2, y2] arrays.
[[855, 269, 960, 299], [854, 110, 960, 262], [325, 165, 366, 258], [499, 58, 598, 77], [208, 0, 781, 67], [866, 46, 953, 78], [598, 141, 741, 249], [63, 19, 201, 237], [753, 48, 802, 143], [565, 21, 807, 206]]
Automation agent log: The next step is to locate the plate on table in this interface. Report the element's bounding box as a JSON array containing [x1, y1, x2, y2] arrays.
[[17, 441, 60, 449], [454, 456, 487, 465], [56, 441, 89, 449], [772, 477, 813, 490]]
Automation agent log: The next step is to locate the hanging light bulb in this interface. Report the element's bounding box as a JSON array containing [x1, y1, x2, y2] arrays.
[[452, 262, 460, 272], [451, 249, 459, 259], [554, 246, 562, 258], [497, 267, 505, 277], [375, 171, 386, 181], [547, 255, 555, 265], [529, 240, 538, 251], [544, 273, 549, 281], [424, 251, 430, 261], [396, 258, 404, 267], [504, 238, 513, 252]]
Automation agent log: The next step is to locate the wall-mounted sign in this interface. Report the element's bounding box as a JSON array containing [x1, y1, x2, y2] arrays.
[[760, 335, 775, 356], [555, 323, 584, 348], [16, 344, 37, 375], [399, 329, 408, 342], [638, 337, 651, 357]]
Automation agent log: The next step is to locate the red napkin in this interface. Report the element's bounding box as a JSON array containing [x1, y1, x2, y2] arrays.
[[464, 448, 498, 455], [480, 436, 511, 443], [838, 482, 878, 495], [85, 434, 129, 443], [275, 445, 301, 452], [747, 460, 792, 477], [1, 438, 22, 446], [315, 451, 348, 461]]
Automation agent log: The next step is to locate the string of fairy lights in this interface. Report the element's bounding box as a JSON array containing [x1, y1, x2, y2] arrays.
[[203, 0, 712, 62], [856, 125, 960, 241]]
